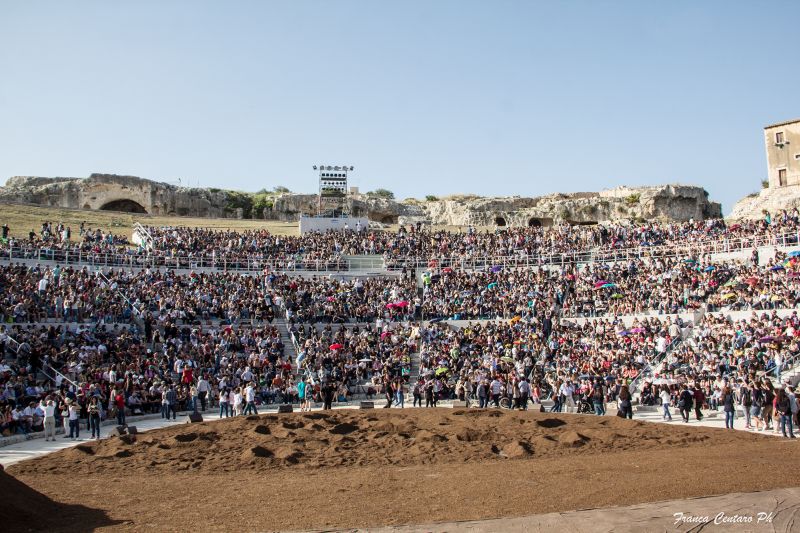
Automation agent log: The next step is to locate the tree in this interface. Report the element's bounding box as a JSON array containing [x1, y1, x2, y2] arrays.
[[425, 195, 439, 202], [273, 186, 291, 193], [367, 189, 395, 199]]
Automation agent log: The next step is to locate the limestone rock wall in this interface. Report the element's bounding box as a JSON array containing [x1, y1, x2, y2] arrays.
[[0, 174, 232, 217], [729, 185, 800, 220], [0, 174, 721, 226]]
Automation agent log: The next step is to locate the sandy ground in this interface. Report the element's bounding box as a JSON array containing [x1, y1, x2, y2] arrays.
[[4, 408, 800, 532]]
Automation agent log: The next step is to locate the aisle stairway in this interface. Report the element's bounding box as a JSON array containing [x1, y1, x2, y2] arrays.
[[274, 317, 298, 365]]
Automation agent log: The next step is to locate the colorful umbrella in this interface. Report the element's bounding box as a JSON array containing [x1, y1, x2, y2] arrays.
[[329, 343, 343, 350], [491, 266, 502, 273]]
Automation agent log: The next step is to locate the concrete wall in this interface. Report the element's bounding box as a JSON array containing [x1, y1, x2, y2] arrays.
[[766, 121, 800, 188], [299, 216, 369, 234]]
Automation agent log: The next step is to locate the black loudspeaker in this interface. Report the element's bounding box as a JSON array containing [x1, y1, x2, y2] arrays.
[[277, 404, 293, 413], [126, 425, 138, 434], [359, 401, 374, 409], [110, 425, 127, 437], [539, 405, 546, 413], [188, 412, 204, 423]]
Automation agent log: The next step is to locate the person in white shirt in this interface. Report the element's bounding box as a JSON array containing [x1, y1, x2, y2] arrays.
[[41, 399, 57, 441], [660, 386, 673, 421], [233, 388, 243, 416], [218, 388, 230, 418], [560, 381, 576, 413], [68, 401, 80, 440], [243, 383, 258, 415], [196, 375, 210, 411]]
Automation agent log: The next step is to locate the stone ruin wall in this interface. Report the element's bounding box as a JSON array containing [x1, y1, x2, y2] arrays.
[[0, 174, 723, 226]]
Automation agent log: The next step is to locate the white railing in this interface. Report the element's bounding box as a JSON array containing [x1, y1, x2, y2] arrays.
[[0, 246, 349, 272], [132, 222, 155, 250], [1, 229, 799, 274]]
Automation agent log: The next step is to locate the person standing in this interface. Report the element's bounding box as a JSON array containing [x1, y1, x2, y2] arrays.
[[660, 385, 673, 422], [68, 400, 80, 440], [166, 384, 178, 420], [678, 384, 694, 423], [243, 382, 258, 415], [518, 378, 530, 411], [722, 386, 735, 429], [761, 381, 775, 431], [218, 388, 230, 418], [394, 378, 405, 408], [618, 384, 633, 419], [424, 380, 434, 408], [739, 381, 752, 429], [693, 385, 705, 422], [196, 374, 210, 411], [322, 381, 335, 410], [42, 398, 56, 441], [88, 396, 101, 439], [477, 380, 488, 409], [750, 382, 764, 431], [114, 389, 126, 427], [412, 379, 423, 408], [776, 388, 796, 438], [297, 379, 307, 412]]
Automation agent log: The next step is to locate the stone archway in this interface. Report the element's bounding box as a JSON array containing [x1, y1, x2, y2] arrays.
[[528, 217, 554, 228], [99, 199, 148, 214], [380, 214, 398, 224], [494, 216, 507, 227]]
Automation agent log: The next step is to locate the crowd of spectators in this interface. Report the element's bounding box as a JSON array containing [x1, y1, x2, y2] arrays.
[[4, 211, 800, 440]]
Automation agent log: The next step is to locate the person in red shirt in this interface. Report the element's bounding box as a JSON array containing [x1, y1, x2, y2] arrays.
[[114, 391, 126, 426], [182, 364, 193, 385]]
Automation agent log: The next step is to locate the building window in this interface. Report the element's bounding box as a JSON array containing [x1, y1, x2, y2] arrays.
[[776, 131, 785, 144], [795, 153, 800, 160], [779, 168, 787, 186]]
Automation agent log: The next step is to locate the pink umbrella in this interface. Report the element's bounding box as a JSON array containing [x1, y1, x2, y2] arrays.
[[395, 300, 409, 308], [329, 343, 343, 350]]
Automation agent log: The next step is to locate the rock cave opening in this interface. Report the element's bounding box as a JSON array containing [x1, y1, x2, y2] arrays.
[[494, 216, 507, 227], [99, 199, 148, 214]]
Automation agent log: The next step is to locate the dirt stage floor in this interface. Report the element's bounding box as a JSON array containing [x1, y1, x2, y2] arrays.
[[5, 408, 800, 532]]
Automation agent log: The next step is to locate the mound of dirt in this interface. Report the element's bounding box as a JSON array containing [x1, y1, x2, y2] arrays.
[[8, 409, 788, 476], [8, 409, 800, 532]]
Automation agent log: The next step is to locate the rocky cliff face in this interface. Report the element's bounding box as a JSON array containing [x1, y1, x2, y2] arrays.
[[0, 174, 721, 226], [729, 185, 800, 220], [400, 185, 721, 227], [0, 174, 234, 217]]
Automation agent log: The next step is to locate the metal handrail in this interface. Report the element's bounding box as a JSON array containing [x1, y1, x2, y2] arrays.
[[43, 362, 79, 388], [630, 336, 684, 394]]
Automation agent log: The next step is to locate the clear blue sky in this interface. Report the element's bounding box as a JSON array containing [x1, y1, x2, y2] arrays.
[[1, 1, 798, 214]]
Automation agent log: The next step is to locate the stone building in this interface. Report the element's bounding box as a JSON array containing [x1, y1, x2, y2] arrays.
[[765, 119, 800, 188]]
